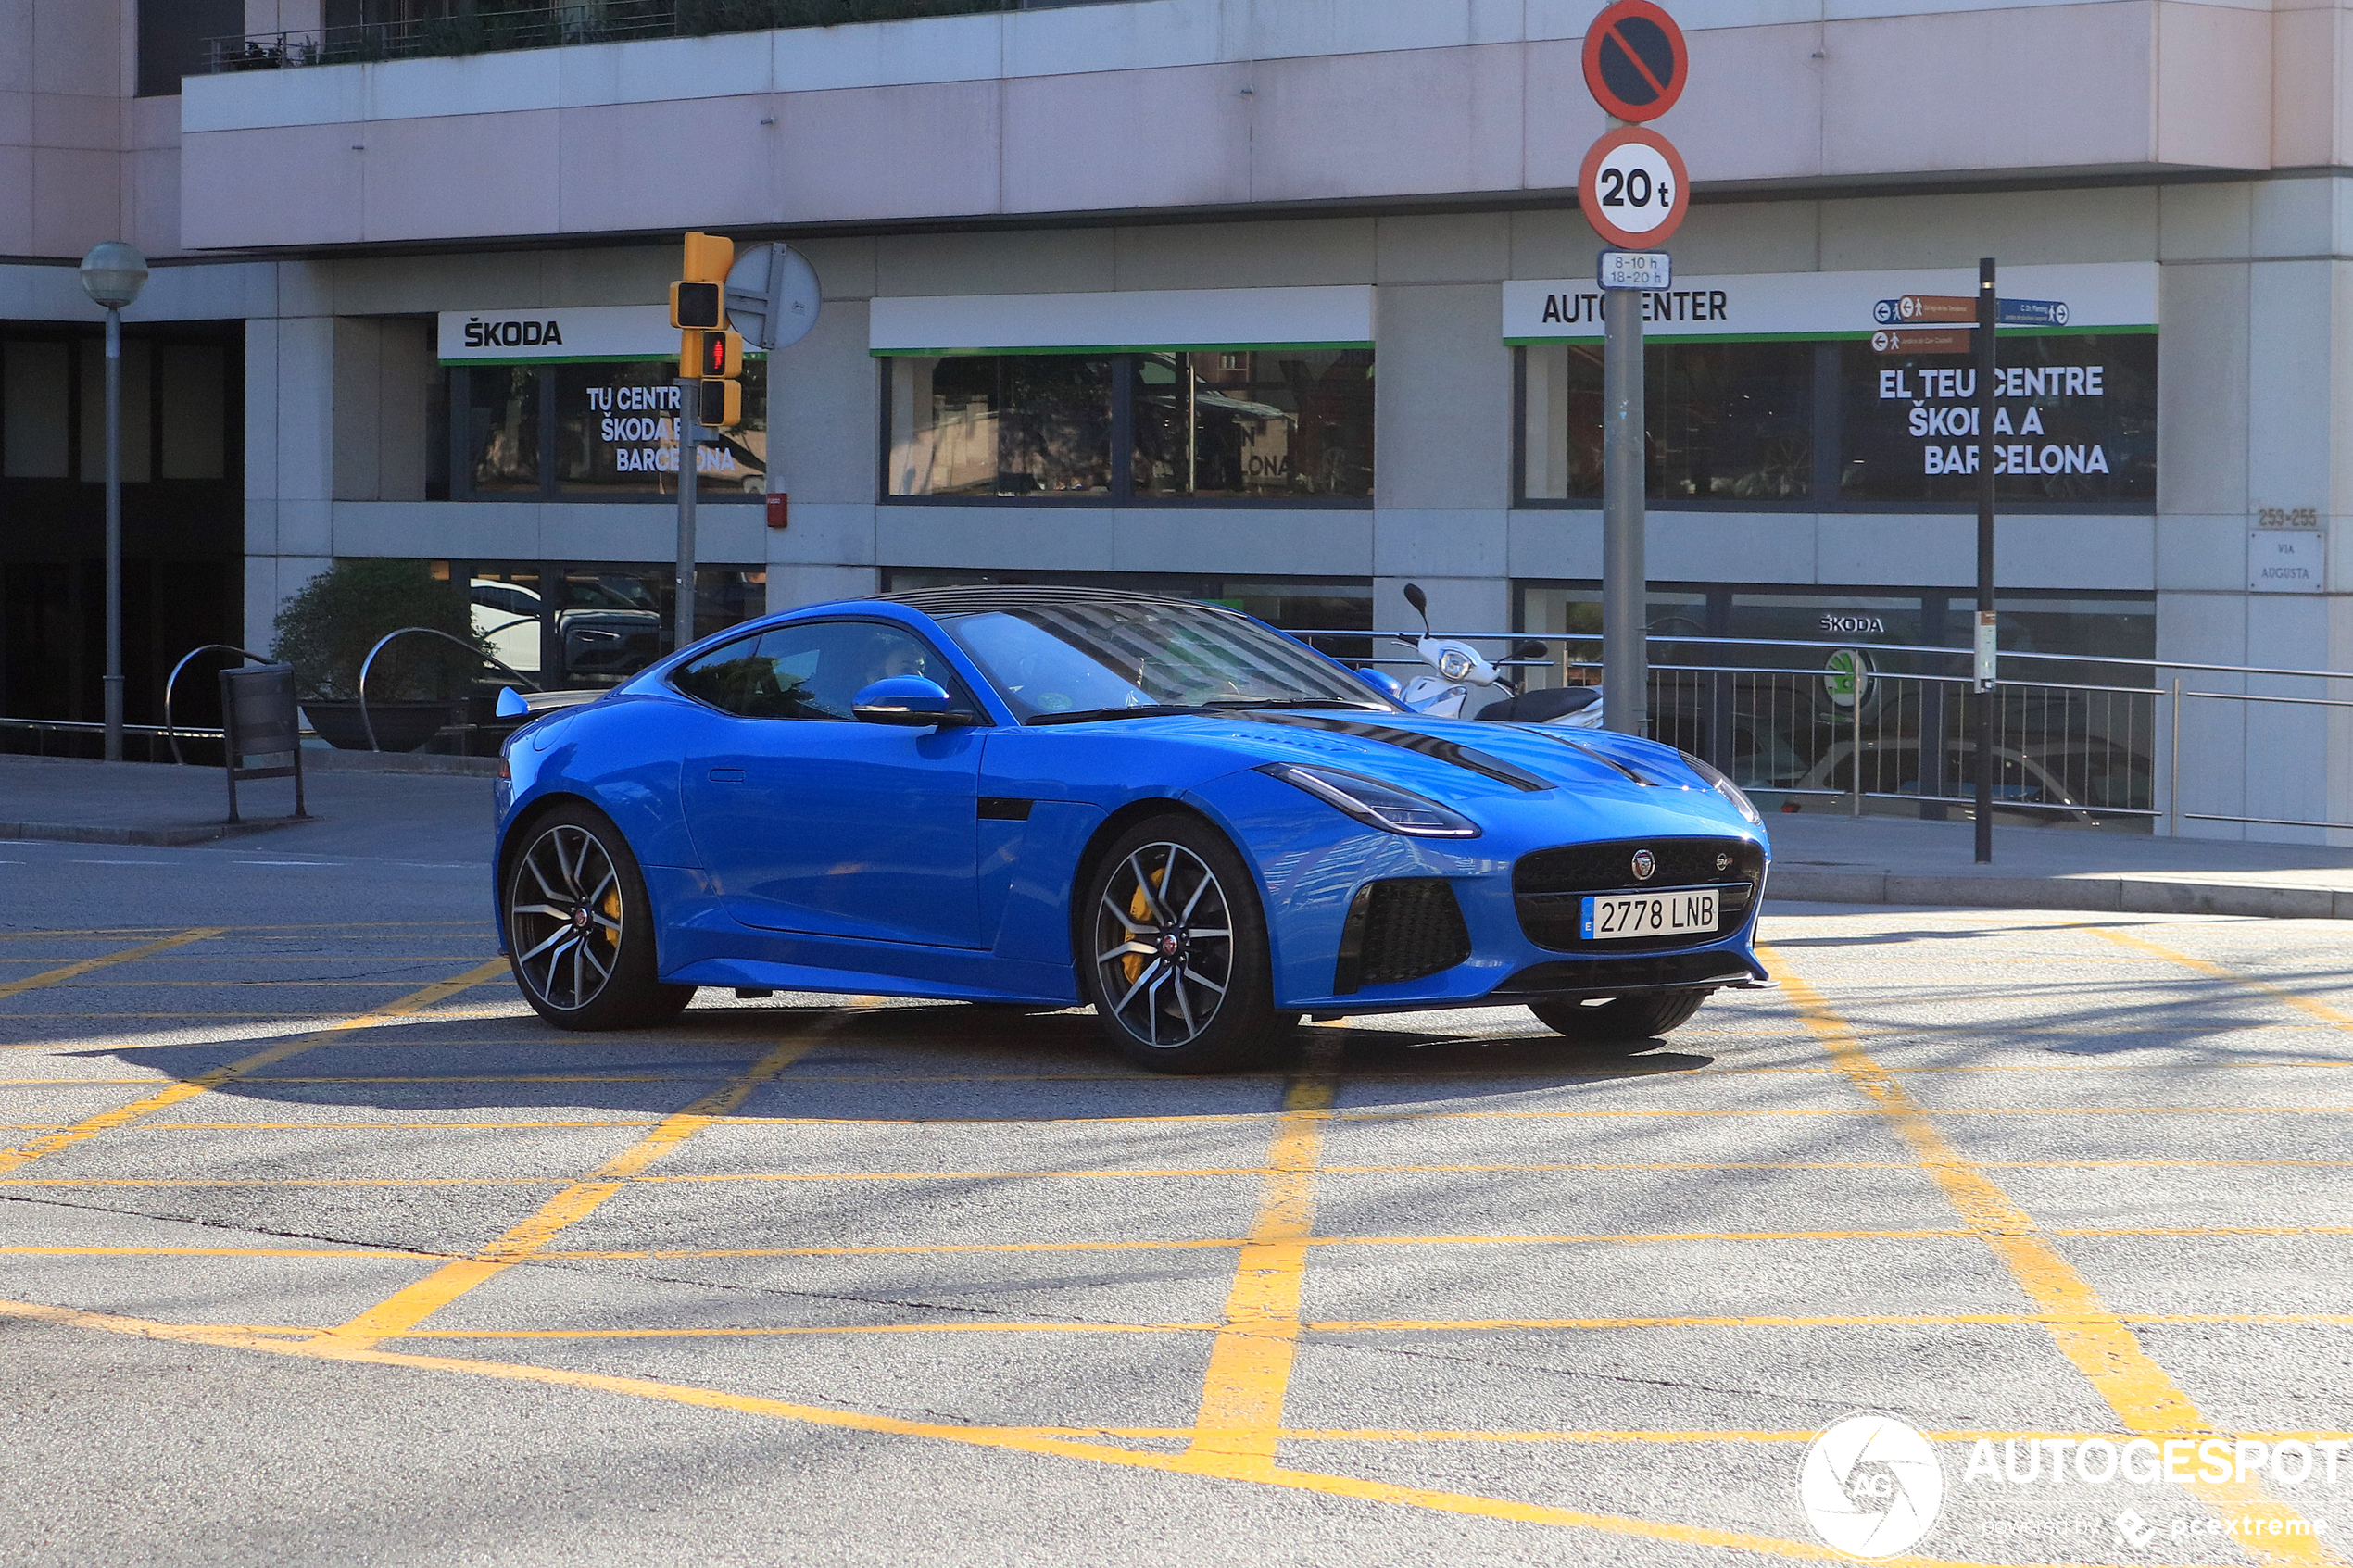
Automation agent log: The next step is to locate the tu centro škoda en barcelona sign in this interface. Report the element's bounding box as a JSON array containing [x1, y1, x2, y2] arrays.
[[1504, 262, 2157, 503], [439, 306, 765, 484]]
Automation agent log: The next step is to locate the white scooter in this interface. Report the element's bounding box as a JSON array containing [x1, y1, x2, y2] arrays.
[[1384, 583, 1606, 729]]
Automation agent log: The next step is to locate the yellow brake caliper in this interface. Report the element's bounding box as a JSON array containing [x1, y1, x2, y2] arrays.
[[1120, 865, 1167, 986]]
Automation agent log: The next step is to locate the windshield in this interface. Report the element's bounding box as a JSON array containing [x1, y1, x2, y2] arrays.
[[936, 601, 1391, 721]]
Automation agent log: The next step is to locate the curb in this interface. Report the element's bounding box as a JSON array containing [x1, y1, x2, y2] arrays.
[[1772, 868, 2353, 921], [0, 816, 318, 849], [301, 751, 499, 777]]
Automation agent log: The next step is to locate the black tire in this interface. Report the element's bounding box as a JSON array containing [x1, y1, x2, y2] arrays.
[[502, 803, 694, 1031], [1529, 987, 1709, 1046], [1078, 813, 1291, 1073]]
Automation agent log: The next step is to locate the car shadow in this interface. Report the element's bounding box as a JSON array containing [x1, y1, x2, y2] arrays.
[[69, 999, 1718, 1121]]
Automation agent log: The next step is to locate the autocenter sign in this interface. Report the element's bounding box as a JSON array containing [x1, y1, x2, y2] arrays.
[[1503, 262, 2155, 343]]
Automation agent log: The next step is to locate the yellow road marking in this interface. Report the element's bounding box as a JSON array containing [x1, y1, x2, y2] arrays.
[[321, 1037, 815, 1349], [19, 1158, 2353, 1190], [0, 927, 224, 1002], [0, 960, 510, 1178], [0, 1296, 2138, 1568], [378, 1310, 2353, 1341], [0, 922, 479, 938], [1186, 1037, 1340, 1470], [1761, 940, 2342, 1568], [2087, 927, 2353, 1027]]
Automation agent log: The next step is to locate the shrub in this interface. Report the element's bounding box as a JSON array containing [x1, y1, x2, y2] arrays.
[[270, 559, 488, 701]]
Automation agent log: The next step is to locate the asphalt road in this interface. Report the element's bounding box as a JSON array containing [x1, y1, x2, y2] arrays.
[[3, 823, 2350, 1568]]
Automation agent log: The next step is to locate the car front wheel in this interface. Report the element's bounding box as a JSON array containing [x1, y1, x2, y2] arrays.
[[1079, 815, 1291, 1073], [503, 804, 693, 1031], [1529, 988, 1708, 1047]]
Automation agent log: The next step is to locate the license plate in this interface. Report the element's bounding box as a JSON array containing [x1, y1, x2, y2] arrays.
[[1580, 889, 1719, 941]]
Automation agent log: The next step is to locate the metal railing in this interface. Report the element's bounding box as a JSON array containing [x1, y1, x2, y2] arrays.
[[204, 0, 1052, 73], [1290, 628, 2353, 838]]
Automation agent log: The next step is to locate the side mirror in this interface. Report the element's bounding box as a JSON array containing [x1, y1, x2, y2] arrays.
[[1355, 666, 1405, 701], [1515, 639, 1551, 662], [852, 676, 978, 727], [1402, 583, 1431, 638], [494, 686, 530, 720]]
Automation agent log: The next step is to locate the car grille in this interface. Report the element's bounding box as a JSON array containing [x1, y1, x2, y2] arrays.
[[1512, 836, 1765, 952], [1492, 951, 1755, 997], [1334, 878, 1472, 994]]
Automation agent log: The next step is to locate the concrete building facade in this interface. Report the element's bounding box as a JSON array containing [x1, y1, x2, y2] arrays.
[[5, 0, 2350, 836]]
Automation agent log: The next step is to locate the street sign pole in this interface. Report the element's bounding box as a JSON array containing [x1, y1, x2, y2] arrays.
[[1973, 256, 1997, 863], [1603, 276, 1646, 736], [674, 383, 699, 655]]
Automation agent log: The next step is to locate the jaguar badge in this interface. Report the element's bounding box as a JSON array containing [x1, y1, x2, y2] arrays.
[[1630, 849, 1655, 881]]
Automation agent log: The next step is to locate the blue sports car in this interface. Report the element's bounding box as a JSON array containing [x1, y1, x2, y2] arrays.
[[493, 586, 1771, 1072]]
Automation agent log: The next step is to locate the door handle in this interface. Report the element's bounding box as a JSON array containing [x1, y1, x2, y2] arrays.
[[708, 767, 748, 783]]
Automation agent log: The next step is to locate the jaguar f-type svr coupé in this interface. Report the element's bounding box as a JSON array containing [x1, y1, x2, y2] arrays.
[[493, 586, 1770, 1071]]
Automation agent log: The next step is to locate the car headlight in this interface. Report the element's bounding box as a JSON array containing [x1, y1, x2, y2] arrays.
[[1436, 648, 1476, 682], [1261, 763, 1479, 838], [1681, 751, 1763, 825]]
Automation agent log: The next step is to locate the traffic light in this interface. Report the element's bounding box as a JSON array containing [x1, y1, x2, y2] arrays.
[[669, 281, 722, 330], [698, 377, 742, 429], [677, 328, 741, 378], [668, 231, 735, 329]]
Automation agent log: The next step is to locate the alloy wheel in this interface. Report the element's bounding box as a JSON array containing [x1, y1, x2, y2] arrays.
[[508, 822, 623, 1011], [1092, 842, 1234, 1048]]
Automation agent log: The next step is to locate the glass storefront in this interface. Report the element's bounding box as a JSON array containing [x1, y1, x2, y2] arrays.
[[1131, 350, 1374, 499], [1517, 582, 2157, 828], [1522, 341, 1814, 502], [879, 567, 1371, 646], [454, 361, 767, 501], [884, 350, 1375, 503], [1517, 332, 2156, 509], [440, 560, 766, 689], [886, 355, 1114, 497]]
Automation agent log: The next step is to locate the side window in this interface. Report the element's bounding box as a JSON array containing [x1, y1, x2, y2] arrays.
[[671, 621, 972, 721]]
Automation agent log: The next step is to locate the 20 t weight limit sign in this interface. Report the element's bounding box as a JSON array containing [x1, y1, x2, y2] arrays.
[[1578, 127, 1689, 249]]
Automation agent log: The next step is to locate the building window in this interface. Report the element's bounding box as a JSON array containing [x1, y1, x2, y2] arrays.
[[1516, 333, 2155, 511], [1838, 334, 2156, 505], [1522, 342, 1813, 502], [138, 0, 245, 96], [445, 560, 766, 689], [451, 362, 766, 502], [887, 356, 1112, 497], [883, 350, 1375, 505]]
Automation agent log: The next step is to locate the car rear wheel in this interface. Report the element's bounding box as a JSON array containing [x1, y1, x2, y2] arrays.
[[1529, 988, 1708, 1046], [1079, 815, 1291, 1073], [503, 804, 693, 1032]]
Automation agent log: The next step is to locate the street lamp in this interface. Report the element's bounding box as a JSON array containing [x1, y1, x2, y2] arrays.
[[80, 242, 148, 763]]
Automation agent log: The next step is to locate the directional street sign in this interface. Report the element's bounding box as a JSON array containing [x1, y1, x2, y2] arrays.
[[1583, 0, 1688, 121], [1578, 126, 1690, 249], [1872, 295, 2070, 328], [1870, 328, 1972, 354], [1994, 297, 2068, 327]]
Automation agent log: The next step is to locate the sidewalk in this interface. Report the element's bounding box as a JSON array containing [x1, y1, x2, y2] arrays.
[[0, 753, 493, 859], [6, 752, 2350, 919], [1767, 809, 2353, 919]]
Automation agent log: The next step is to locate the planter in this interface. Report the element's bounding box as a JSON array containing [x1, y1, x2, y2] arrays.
[[301, 700, 457, 753]]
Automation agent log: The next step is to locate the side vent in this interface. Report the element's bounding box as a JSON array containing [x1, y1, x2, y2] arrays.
[[1334, 878, 1472, 995]]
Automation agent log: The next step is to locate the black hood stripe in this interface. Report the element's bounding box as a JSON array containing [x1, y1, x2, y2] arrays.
[[1244, 713, 1553, 792]]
